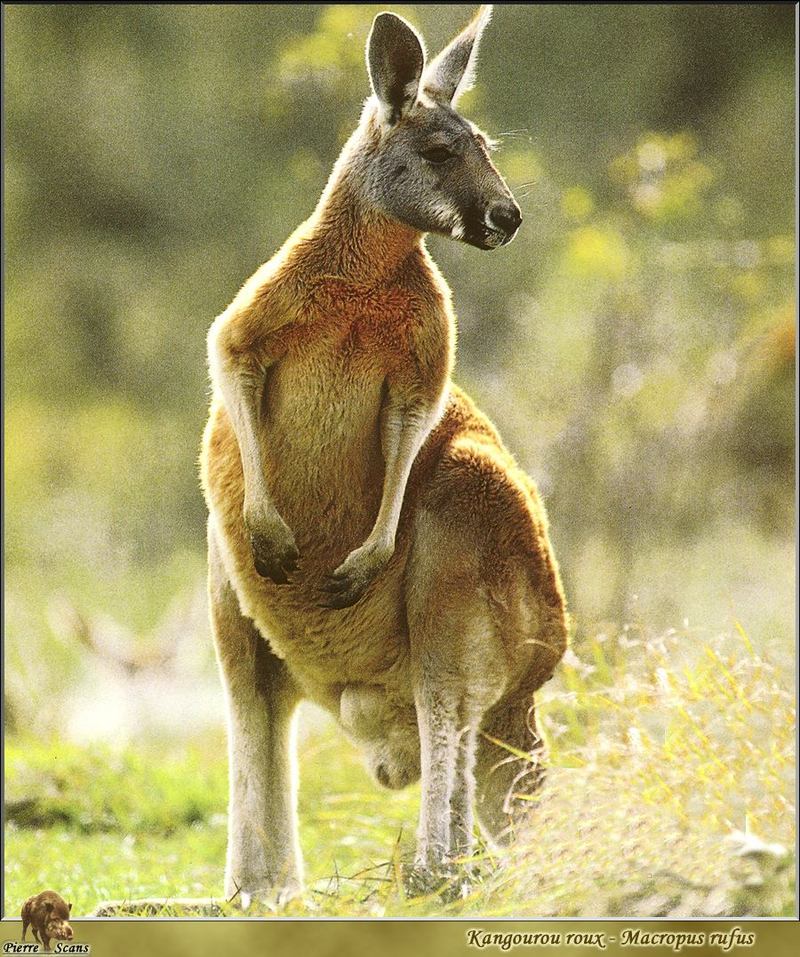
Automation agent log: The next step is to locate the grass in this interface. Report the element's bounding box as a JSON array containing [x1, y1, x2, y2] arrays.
[[4, 622, 795, 918]]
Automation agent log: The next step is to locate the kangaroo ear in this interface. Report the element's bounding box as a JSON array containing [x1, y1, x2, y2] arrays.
[[422, 4, 492, 106], [68, 902, 72, 913], [367, 12, 425, 125]]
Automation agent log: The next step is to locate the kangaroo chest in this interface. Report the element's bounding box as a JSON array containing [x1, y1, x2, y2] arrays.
[[263, 327, 380, 548], [265, 318, 387, 466], [207, 282, 437, 694], [260, 290, 418, 551]]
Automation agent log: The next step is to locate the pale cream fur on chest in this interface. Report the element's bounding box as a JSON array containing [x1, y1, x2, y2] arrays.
[[225, 292, 439, 688], [262, 334, 388, 542]]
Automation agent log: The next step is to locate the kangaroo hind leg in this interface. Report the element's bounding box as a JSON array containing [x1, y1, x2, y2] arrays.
[[474, 575, 566, 846], [406, 510, 508, 889], [208, 522, 303, 906], [474, 684, 547, 847]]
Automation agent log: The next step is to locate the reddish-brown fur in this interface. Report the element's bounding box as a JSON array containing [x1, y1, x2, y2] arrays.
[[202, 223, 566, 692], [200, 7, 568, 899], [201, 196, 567, 814], [21, 891, 73, 952]]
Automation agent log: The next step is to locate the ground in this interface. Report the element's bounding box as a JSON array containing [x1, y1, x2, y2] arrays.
[[4, 624, 795, 918]]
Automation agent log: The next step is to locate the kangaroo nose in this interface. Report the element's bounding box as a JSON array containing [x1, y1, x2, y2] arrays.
[[488, 201, 522, 235]]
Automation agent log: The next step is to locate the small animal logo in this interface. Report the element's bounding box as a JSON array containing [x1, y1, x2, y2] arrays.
[[19, 891, 74, 953]]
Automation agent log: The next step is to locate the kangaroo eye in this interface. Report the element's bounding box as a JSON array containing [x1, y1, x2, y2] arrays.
[[420, 146, 454, 165]]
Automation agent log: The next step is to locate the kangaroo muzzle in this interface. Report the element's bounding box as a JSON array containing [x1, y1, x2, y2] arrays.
[[462, 196, 523, 250]]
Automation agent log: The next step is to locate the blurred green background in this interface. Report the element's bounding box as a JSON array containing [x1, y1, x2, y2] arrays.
[[3, 3, 795, 917]]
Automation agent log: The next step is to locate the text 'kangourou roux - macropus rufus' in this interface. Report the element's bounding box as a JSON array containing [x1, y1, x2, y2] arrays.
[[201, 5, 567, 904]]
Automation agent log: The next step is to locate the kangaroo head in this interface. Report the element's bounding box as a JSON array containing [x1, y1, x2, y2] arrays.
[[362, 5, 521, 250]]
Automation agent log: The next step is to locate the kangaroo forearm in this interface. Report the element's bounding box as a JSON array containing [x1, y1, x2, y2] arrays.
[[209, 323, 278, 522], [370, 398, 442, 547], [221, 372, 275, 519], [320, 388, 445, 607]]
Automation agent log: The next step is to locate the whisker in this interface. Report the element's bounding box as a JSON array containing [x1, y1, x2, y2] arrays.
[[495, 134, 534, 148], [517, 197, 553, 210]]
